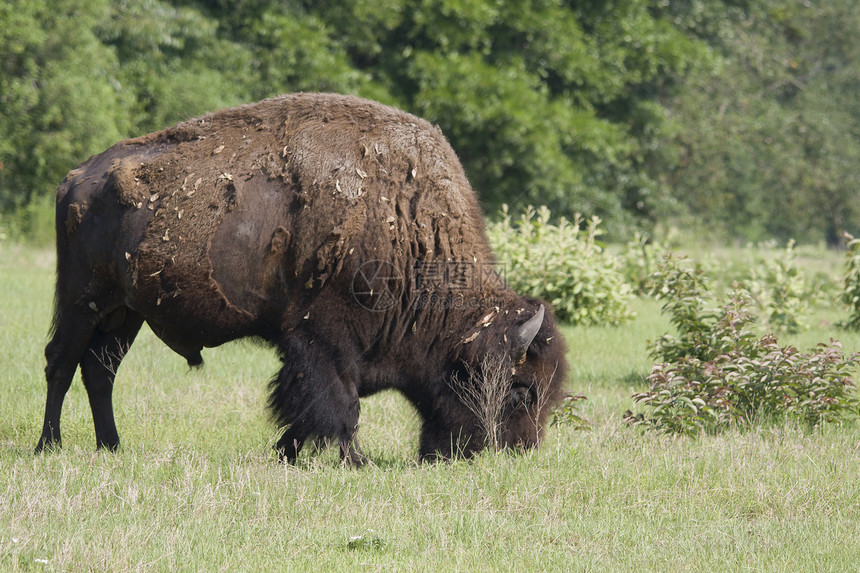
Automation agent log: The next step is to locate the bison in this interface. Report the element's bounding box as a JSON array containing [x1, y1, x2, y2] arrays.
[[36, 93, 567, 464]]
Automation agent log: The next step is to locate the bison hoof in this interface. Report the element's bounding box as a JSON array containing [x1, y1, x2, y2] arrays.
[[96, 440, 120, 452], [340, 439, 368, 468], [274, 436, 303, 464], [35, 438, 61, 454], [343, 450, 368, 468]]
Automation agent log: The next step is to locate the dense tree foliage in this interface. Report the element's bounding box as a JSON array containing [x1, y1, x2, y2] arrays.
[[662, 1, 860, 245], [2, 0, 859, 243]]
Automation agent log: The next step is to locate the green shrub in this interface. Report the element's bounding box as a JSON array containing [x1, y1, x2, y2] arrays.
[[647, 254, 725, 363], [651, 243, 824, 337], [487, 205, 633, 326], [620, 232, 669, 295], [550, 393, 591, 431], [839, 234, 860, 330], [0, 195, 55, 246], [742, 240, 818, 334], [626, 257, 860, 435]]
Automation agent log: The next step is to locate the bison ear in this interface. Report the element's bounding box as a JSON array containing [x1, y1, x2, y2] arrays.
[[513, 304, 544, 364]]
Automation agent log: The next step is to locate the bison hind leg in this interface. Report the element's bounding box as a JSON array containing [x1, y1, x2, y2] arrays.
[[38, 304, 143, 453], [38, 307, 98, 452], [80, 309, 145, 450], [269, 338, 363, 466]]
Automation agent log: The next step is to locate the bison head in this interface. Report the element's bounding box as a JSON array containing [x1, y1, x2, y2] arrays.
[[419, 302, 567, 460]]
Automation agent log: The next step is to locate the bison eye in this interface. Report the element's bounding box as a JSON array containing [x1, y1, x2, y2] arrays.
[[510, 385, 534, 407]]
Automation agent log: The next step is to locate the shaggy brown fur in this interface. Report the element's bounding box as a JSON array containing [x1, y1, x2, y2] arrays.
[[37, 93, 568, 463]]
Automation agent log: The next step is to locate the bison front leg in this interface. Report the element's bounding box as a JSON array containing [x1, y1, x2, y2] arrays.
[[269, 338, 365, 466], [339, 437, 368, 468]]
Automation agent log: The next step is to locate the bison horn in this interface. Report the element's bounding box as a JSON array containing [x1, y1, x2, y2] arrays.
[[513, 304, 544, 363]]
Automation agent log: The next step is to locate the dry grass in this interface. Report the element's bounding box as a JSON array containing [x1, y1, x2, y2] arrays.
[[449, 354, 513, 451]]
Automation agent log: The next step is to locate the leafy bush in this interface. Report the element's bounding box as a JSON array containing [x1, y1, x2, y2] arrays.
[[487, 205, 633, 326], [620, 232, 669, 295], [626, 256, 860, 435], [742, 240, 819, 334], [550, 394, 591, 431], [839, 234, 860, 330], [647, 255, 721, 363], [650, 243, 825, 337], [0, 196, 55, 246]]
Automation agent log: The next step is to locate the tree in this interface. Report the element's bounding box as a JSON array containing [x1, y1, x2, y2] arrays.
[[98, 0, 255, 133], [0, 0, 131, 209], [662, 0, 860, 244], [5, 0, 860, 244], [299, 0, 710, 235]]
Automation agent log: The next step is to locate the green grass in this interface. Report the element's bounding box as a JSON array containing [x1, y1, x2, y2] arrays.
[[2, 242, 860, 571]]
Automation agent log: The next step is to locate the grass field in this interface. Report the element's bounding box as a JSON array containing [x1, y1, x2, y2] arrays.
[[2, 242, 860, 571]]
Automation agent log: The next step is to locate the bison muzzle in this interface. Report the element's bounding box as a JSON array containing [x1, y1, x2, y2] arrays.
[[36, 93, 568, 464]]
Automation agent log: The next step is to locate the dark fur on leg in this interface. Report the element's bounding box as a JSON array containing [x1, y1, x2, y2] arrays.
[[269, 336, 363, 465]]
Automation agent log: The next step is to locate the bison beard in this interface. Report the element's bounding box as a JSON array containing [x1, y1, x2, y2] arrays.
[[36, 93, 568, 464]]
